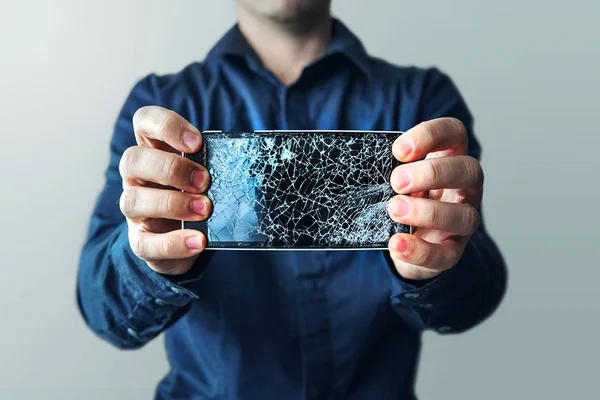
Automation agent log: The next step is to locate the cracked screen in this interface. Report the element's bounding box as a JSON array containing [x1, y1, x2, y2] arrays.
[[185, 131, 410, 249]]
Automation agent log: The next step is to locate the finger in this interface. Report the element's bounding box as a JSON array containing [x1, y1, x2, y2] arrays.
[[139, 218, 181, 234], [120, 146, 211, 193], [388, 259, 441, 281], [120, 187, 212, 221], [133, 106, 203, 153], [388, 233, 465, 271], [388, 195, 480, 236], [390, 155, 483, 193], [393, 118, 468, 162], [129, 229, 207, 262]]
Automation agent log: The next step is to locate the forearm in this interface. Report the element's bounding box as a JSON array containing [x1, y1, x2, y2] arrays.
[[390, 226, 507, 334], [76, 219, 198, 349]]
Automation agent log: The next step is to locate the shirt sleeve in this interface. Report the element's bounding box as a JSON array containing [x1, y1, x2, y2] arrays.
[[388, 68, 508, 334], [76, 75, 209, 349]]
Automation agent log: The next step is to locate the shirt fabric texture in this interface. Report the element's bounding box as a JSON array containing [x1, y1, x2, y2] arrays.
[[77, 19, 507, 400]]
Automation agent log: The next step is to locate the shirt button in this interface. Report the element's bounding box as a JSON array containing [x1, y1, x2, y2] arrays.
[[126, 328, 139, 338], [154, 298, 168, 306], [437, 326, 452, 333], [170, 286, 183, 295], [404, 293, 420, 299]]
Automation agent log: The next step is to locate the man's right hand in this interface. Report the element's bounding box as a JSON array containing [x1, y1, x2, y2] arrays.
[[118, 106, 212, 276]]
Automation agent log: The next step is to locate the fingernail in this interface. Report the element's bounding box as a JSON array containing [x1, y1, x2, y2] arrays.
[[396, 238, 409, 254], [190, 199, 206, 215], [393, 198, 410, 217], [183, 130, 201, 149], [398, 140, 413, 158], [393, 170, 410, 190], [186, 236, 202, 250], [191, 170, 206, 189]]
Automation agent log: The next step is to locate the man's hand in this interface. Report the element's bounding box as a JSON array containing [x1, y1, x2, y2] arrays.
[[118, 106, 211, 276], [387, 118, 483, 280]]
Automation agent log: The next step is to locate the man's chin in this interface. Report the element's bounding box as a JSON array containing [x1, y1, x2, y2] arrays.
[[266, 7, 329, 30]]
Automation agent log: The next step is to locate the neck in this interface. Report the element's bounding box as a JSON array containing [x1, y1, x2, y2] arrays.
[[237, 7, 332, 86]]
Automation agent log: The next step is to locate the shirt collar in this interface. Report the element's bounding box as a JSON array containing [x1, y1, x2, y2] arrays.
[[205, 18, 371, 77]]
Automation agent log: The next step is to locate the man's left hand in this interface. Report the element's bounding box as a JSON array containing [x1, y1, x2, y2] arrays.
[[388, 118, 483, 280]]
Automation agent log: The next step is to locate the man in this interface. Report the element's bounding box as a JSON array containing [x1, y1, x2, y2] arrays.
[[77, 0, 507, 399]]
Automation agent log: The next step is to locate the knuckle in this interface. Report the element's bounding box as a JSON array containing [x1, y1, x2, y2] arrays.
[[160, 236, 176, 258], [463, 156, 484, 185], [407, 240, 434, 267], [129, 232, 145, 259], [119, 191, 127, 214], [421, 201, 439, 228], [162, 191, 181, 216], [417, 246, 436, 267], [135, 106, 181, 140], [157, 110, 183, 139], [463, 204, 481, 234], [446, 117, 467, 135], [416, 121, 437, 148], [132, 106, 151, 129], [160, 154, 182, 182], [424, 160, 442, 186], [119, 146, 138, 177], [437, 118, 467, 151], [447, 245, 464, 269], [449, 118, 468, 149], [155, 109, 173, 136], [119, 188, 137, 215]]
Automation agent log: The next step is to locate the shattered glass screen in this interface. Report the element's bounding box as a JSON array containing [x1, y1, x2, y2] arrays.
[[185, 131, 410, 249]]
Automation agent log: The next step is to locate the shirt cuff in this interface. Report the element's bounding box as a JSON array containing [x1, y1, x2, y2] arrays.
[[110, 224, 200, 308], [157, 251, 214, 287], [388, 240, 481, 311]]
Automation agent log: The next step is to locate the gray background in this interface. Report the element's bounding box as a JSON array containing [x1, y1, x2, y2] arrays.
[[0, 0, 597, 399]]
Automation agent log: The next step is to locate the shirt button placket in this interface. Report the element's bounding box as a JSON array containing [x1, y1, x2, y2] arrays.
[[279, 87, 289, 130], [295, 254, 334, 399], [286, 87, 311, 130]]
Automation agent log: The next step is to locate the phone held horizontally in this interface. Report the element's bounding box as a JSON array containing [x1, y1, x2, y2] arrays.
[[183, 130, 411, 250]]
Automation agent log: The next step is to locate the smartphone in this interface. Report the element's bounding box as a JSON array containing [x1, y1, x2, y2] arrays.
[[183, 130, 410, 250]]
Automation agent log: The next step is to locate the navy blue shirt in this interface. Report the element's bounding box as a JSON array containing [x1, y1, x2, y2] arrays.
[[77, 19, 506, 400]]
